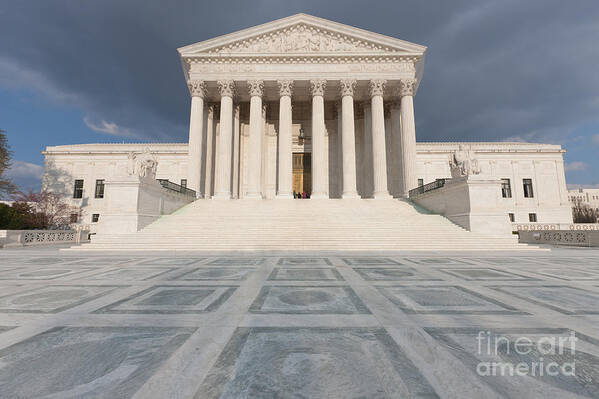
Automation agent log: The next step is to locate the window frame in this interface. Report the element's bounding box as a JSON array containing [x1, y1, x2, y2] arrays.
[[91, 214, 100, 223], [528, 213, 537, 222], [523, 178, 534, 198], [94, 179, 105, 199], [508, 213, 515, 222], [500, 178, 512, 198], [73, 179, 84, 199]]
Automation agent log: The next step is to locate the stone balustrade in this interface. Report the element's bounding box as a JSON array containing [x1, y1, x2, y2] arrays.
[[0, 229, 89, 248]]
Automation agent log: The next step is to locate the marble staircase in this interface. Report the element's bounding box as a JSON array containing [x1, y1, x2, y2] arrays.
[[71, 199, 537, 251]]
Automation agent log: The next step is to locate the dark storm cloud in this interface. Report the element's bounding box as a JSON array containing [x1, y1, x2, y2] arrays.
[[0, 0, 598, 143]]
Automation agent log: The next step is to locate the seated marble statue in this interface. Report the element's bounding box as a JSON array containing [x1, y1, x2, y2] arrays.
[[133, 148, 158, 180], [449, 145, 481, 178]]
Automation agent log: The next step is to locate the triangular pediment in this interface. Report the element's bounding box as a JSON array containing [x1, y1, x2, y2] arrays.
[[178, 14, 426, 56]]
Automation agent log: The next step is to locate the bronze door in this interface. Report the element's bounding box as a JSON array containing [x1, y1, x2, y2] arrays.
[[292, 153, 311, 195]]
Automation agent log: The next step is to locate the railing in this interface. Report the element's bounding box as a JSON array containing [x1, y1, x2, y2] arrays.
[[409, 179, 446, 199], [157, 179, 196, 198], [0, 229, 90, 248]]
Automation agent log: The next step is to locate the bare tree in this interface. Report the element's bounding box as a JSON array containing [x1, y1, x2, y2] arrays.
[[572, 198, 598, 224], [0, 128, 17, 198], [13, 190, 74, 229]]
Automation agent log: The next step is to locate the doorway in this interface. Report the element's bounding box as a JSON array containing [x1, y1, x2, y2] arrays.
[[292, 152, 311, 197]]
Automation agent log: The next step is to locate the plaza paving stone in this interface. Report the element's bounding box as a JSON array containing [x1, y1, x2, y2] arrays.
[[0, 247, 598, 398]]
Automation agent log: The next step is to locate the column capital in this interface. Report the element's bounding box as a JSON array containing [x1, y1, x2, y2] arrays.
[[339, 79, 357, 97], [248, 80, 264, 97], [398, 78, 417, 97], [217, 80, 235, 98], [187, 80, 207, 98], [310, 79, 327, 96], [369, 79, 387, 97], [277, 79, 294, 97]]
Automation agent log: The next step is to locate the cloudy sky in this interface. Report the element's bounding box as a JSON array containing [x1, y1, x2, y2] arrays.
[[1, 0, 598, 191]]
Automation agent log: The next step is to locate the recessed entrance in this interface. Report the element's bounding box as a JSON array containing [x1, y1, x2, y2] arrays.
[[292, 153, 311, 197]]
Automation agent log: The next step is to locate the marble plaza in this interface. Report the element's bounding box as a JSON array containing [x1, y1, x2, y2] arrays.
[[0, 248, 599, 398]]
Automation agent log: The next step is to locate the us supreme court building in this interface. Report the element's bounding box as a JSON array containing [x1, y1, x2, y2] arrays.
[[42, 14, 572, 238]]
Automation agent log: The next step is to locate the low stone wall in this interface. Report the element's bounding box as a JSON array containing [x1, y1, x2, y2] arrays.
[[518, 230, 599, 247], [0, 230, 90, 248], [513, 223, 599, 232], [96, 176, 195, 236], [411, 175, 513, 236]]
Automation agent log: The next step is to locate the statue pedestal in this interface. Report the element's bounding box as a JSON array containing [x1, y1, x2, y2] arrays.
[[412, 175, 513, 236], [96, 176, 193, 237]]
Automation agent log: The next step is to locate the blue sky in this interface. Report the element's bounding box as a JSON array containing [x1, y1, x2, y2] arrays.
[[1, 0, 598, 192]]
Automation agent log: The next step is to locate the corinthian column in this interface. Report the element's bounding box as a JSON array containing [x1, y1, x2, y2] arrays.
[[369, 79, 391, 199], [186, 80, 206, 198], [277, 80, 294, 198], [399, 78, 418, 198], [339, 79, 359, 199], [245, 80, 264, 199], [213, 80, 235, 199], [390, 101, 402, 198], [310, 79, 328, 199]]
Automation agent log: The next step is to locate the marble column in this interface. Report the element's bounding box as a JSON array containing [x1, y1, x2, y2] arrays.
[[310, 79, 328, 199], [232, 104, 240, 199], [399, 78, 418, 198], [204, 105, 215, 198], [186, 80, 206, 198], [214, 80, 235, 199], [390, 101, 402, 198], [277, 80, 294, 198], [363, 102, 372, 197], [245, 80, 264, 199], [370, 79, 391, 199], [339, 79, 359, 199]]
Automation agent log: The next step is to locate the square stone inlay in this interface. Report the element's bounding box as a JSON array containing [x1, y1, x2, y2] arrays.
[[465, 257, 540, 266], [530, 268, 599, 281], [268, 268, 344, 281], [171, 267, 256, 281], [207, 258, 266, 266], [440, 268, 536, 281], [86, 267, 177, 281], [353, 267, 441, 281], [0, 285, 122, 313], [68, 257, 137, 266], [489, 285, 599, 315], [195, 327, 439, 399], [342, 257, 402, 266], [405, 257, 472, 265], [277, 257, 333, 266], [0, 267, 96, 280], [425, 327, 599, 398], [95, 285, 237, 314], [249, 286, 370, 314], [377, 285, 524, 314], [0, 326, 195, 398], [19, 257, 83, 265], [136, 257, 204, 266]]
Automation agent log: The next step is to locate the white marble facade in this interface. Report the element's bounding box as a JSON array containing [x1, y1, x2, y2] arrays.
[[41, 14, 573, 230]]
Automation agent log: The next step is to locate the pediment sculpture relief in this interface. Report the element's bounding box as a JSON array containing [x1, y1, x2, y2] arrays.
[[449, 145, 481, 178], [211, 24, 390, 54]]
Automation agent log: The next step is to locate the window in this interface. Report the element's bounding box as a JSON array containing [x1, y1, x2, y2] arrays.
[[417, 178, 424, 187], [92, 214, 100, 223], [528, 213, 537, 222], [500, 179, 512, 198], [508, 213, 515, 222], [73, 179, 84, 199], [94, 179, 105, 199], [180, 179, 187, 188], [70, 213, 79, 223], [523, 178, 534, 198]]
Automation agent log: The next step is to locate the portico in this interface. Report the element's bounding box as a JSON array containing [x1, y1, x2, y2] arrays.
[[179, 14, 426, 200]]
